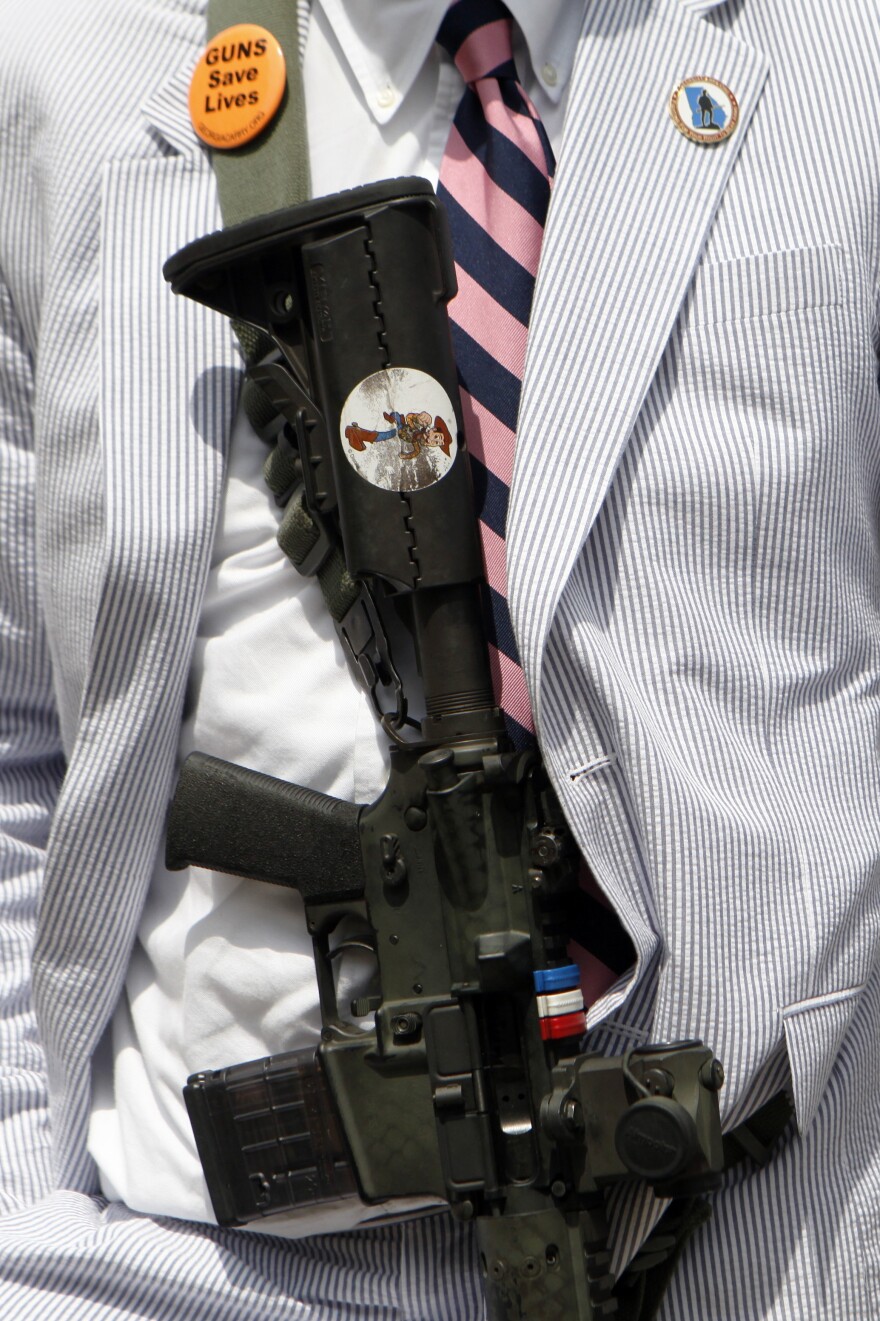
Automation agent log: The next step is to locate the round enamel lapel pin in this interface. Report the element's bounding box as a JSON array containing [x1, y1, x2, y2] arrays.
[[670, 76, 739, 144]]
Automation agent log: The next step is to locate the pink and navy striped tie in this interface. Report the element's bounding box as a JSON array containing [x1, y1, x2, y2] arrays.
[[437, 0, 554, 750], [437, 2, 635, 995]]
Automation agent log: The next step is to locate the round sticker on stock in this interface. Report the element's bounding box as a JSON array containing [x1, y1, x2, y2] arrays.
[[341, 368, 458, 493], [188, 24, 286, 150]]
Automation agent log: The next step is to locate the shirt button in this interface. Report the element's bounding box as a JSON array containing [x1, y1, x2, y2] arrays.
[[377, 86, 396, 109], [542, 62, 558, 87]]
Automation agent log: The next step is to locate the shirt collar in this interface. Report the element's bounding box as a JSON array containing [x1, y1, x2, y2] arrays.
[[316, 0, 587, 125]]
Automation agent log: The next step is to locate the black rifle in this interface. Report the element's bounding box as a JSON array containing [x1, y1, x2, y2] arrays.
[[163, 179, 724, 1319]]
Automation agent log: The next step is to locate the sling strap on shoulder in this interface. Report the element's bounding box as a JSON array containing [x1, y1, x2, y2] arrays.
[[207, 0, 310, 229], [207, 0, 358, 619]]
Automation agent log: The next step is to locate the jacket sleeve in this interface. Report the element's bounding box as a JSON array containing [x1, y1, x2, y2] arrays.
[[0, 270, 66, 1211]]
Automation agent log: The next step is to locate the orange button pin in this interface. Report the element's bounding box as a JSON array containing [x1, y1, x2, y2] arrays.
[[188, 24, 286, 150]]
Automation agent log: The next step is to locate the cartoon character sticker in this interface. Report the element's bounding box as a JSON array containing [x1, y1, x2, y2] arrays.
[[340, 367, 458, 492]]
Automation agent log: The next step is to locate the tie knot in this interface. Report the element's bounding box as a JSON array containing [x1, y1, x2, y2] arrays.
[[437, 0, 516, 85]]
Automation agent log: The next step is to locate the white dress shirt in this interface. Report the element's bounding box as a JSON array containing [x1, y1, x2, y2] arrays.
[[88, 0, 582, 1234]]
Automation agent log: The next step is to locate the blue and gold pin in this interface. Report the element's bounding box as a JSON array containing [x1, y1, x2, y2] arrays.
[[670, 76, 739, 144]]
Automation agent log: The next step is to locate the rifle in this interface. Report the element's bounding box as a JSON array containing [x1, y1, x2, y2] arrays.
[[163, 179, 724, 1319]]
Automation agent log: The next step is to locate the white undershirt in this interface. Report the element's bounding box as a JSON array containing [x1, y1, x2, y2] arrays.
[[89, 0, 581, 1234]]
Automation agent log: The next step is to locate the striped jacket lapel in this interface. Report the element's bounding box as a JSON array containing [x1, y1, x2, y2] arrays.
[[33, 75, 240, 1186], [507, 0, 769, 731]]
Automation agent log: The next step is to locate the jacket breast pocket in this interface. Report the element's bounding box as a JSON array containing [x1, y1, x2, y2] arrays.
[[656, 241, 879, 739], [675, 243, 864, 460], [683, 243, 848, 326], [675, 241, 878, 473]]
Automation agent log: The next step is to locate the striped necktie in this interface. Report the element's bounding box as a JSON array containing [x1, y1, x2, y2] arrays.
[[436, 0, 554, 750], [437, 3, 635, 997]]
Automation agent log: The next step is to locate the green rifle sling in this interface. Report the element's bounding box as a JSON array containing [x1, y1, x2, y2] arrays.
[[206, 0, 354, 616]]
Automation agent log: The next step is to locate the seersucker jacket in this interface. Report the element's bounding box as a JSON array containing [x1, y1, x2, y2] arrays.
[[1, 0, 879, 1316]]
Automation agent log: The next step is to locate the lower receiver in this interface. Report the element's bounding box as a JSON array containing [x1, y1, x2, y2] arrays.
[[167, 747, 724, 1320]]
